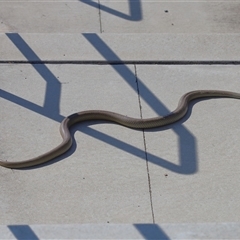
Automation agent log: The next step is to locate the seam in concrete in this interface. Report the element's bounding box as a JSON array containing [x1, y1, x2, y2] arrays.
[[134, 64, 155, 224], [98, 0, 103, 33], [1, 60, 240, 65], [143, 129, 155, 224]]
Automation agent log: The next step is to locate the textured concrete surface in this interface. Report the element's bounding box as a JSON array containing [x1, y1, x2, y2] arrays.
[[100, 1, 240, 33], [0, 1, 100, 33], [1, 0, 240, 239], [137, 65, 240, 223], [1, 63, 240, 233], [1, 1, 240, 33], [0, 64, 152, 224], [1, 223, 240, 239], [1, 33, 240, 61]]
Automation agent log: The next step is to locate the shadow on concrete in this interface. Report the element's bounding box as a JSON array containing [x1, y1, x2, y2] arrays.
[[83, 33, 197, 175], [18, 99, 198, 175], [134, 224, 170, 240], [80, 0, 142, 21], [5, 33, 64, 123], [8, 225, 39, 240], [7, 224, 169, 240], [1, 33, 197, 174], [0, 88, 64, 122]]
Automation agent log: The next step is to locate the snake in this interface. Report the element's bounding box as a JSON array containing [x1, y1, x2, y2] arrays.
[[1, 90, 240, 169]]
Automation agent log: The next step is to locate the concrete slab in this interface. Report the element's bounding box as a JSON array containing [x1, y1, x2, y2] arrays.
[[0, 63, 153, 224], [0, 1, 100, 33], [1, 0, 240, 237], [1, 223, 240, 239], [136, 65, 240, 223], [100, 1, 240, 33], [1, 33, 240, 61], [1, 63, 240, 226]]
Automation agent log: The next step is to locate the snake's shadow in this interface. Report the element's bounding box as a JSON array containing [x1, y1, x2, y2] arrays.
[[18, 98, 209, 171]]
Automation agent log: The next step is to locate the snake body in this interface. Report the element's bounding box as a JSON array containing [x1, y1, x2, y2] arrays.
[[1, 90, 240, 169]]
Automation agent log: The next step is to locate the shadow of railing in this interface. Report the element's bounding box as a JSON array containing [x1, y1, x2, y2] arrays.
[[134, 224, 170, 240], [5, 33, 64, 123], [7, 224, 169, 240], [83, 33, 197, 174], [1, 33, 197, 174], [8, 225, 39, 240], [80, 0, 142, 21]]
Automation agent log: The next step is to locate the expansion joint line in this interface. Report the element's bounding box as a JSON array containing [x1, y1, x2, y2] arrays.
[[98, 0, 103, 33], [2, 60, 240, 65], [134, 64, 155, 223]]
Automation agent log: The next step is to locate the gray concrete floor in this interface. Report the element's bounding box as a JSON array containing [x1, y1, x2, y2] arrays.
[[1, 0, 240, 239]]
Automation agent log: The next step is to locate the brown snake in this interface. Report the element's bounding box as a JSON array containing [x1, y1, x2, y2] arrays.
[[1, 90, 240, 169]]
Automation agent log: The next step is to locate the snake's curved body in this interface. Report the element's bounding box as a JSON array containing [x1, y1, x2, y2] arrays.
[[1, 90, 240, 169]]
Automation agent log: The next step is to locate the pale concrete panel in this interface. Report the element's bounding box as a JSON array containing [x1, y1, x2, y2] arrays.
[[101, 2, 240, 33], [1, 33, 240, 61], [136, 65, 240, 222], [1, 223, 240, 239], [0, 1, 100, 33], [0, 64, 153, 224]]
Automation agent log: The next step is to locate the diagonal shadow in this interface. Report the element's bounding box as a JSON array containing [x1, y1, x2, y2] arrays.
[[134, 224, 170, 240], [83, 33, 197, 174], [0, 89, 64, 122], [6, 33, 64, 123], [8, 225, 39, 240], [20, 100, 196, 174], [80, 0, 142, 21], [77, 105, 196, 174], [1, 33, 197, 174], [8, 224, 169, 240]]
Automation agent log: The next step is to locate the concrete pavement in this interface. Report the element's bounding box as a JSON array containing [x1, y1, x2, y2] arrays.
[[1, 0, 240, 239]]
